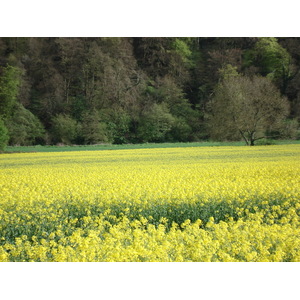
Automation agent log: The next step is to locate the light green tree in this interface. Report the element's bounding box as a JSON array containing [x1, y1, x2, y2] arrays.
[[244, 37, 291, 92]]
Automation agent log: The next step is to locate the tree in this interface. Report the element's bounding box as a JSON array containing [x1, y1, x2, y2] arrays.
[[99, 108, 131, 144], [51, 114, 78, 145], [149, 76, 200, 141], [132, 37, 190, 85], [6, 103, 45, 145], [80, 109, 110, 144], [209, 75, 290, 145], [137, 103, 175, 142], [243, 38, 291, 93], [0, 64, 20, 119], [0, 118, 9, 151]]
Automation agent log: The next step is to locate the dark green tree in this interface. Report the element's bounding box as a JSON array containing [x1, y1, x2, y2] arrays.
[[99, 108, 131, 144], [0, 65, 20, 119], [51, 114, 78, 145], [137, 103, 175, 142], [0, 118, 9, 151], [80, 109, 110, 144]]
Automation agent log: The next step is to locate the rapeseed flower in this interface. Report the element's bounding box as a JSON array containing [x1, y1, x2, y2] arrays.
[[0, 145, 299, 261]]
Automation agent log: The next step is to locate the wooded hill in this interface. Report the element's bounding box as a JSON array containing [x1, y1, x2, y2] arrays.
[[0, 37, 299, 148]]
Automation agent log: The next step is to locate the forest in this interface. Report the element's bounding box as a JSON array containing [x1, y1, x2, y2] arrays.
[[0, 37, 299, 149]]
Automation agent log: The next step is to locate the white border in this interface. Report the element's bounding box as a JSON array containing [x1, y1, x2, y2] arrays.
[[1, 0, 299, 37], [1, 262, 299, 300]]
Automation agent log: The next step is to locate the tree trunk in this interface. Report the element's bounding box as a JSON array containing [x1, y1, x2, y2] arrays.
[[239, 130, 249, 146]]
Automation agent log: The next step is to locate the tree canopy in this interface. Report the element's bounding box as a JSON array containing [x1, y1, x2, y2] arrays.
[[209, 75, 289, 145], [0, 37, 299, 149]]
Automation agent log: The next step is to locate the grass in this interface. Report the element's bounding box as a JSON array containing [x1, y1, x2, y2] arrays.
[[3, 140, 300, 153]]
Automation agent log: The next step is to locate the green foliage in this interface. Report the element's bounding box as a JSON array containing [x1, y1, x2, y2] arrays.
[[254, 38, 290, 76], [155, 77, 193, 118], [80, 110, 110, 144], [243, 38, 291, 91], [137, 103, 175, 142], [51, 114, 78, 145], [6, 103, 45, 146], [71, 96, 87, 121], [143, 76, 200, 142], [218, 64, 239, 81], [0, 37, 299, 146], [0, 118, 9, 151], [167, 117, 192, 142], [279, 118, 299, 140], [99, 108, 131, 144], [209, 75, 290, 145], [171, 38, 193, 65], [0, 65, 21, 119]]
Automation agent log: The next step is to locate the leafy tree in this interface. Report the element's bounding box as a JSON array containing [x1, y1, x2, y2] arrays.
[[1, 37, 299, 146], [171, 38, 193, 65], [152, 76, 201, 141], [99, 108, 131, 144], [133, 37, 190, 85], [0, 118, 9, 151], [167, 116, 192, 142], [51, 114, 78, 145], [0, 65, 20, 119], [55, 37, 86, 106], [79, 39, 143, 114], [278, 118, 299, 140], [218, 64, 239, 81], [80, 109, 110, 144], [208, 48, 243, 83], [6, 103, 45, 145], [137, 103, 175, 142], [243, 37, 291, 92], [209, 75, 290, 145]]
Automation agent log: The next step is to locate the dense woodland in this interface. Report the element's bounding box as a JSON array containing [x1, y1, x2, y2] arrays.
[[0, 37, 299, 149]]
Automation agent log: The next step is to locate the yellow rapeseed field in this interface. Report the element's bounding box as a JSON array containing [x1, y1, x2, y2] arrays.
[[0, 144, 299, 261]]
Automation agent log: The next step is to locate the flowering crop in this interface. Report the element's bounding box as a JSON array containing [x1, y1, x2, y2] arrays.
[[0, 145, 299, 261]]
